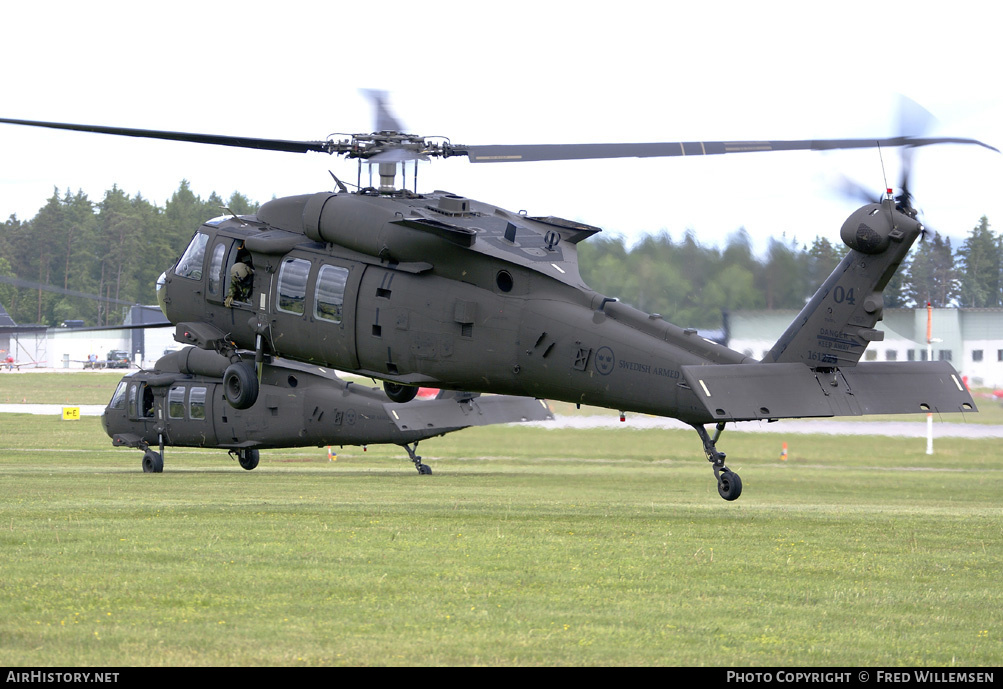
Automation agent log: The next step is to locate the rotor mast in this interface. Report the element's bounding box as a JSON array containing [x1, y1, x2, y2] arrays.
[[331, 130, 432, 194], [376, 162, 398, 193]]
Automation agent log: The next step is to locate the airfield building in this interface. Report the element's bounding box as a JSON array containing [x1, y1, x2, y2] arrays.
[[726, 307, 1003, 389]]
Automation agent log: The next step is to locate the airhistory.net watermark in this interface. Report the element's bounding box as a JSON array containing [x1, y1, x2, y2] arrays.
[[6, 672, 119, 684]]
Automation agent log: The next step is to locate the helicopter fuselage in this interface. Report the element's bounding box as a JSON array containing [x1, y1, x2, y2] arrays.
[[158, 186, 977, 458], [159, 190, 751, 426]]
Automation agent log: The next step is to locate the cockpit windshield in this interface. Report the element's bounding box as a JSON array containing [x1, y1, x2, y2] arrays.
[[175, 233, 209, 280], [108, 380, 128, 410]]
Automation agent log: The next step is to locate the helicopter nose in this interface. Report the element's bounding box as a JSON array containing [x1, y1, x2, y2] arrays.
[[156, 271, 168, 318]]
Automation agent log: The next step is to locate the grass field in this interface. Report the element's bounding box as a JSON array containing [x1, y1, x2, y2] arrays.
[[1, 373, 1002, 666]]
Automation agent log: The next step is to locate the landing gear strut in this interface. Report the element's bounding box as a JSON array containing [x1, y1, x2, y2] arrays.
[[402, 442, 432, 475], [693, 422, 742, 501]]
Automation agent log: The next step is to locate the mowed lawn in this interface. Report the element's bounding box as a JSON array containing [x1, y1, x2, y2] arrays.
[[0, 372, 1001, 666]]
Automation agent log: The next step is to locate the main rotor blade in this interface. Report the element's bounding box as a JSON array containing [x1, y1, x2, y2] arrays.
[[457, 136, 999, 163], [4, 117, 996, 163], [359, 89, 405, 132], [0, 118, 333, 154], [0, 274, 138, 306]]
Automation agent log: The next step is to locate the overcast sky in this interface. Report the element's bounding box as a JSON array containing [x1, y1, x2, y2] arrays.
[[2, 0, 1000, 256]]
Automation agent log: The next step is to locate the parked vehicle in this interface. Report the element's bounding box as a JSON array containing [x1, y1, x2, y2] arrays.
[[106, 350, 131, 369]]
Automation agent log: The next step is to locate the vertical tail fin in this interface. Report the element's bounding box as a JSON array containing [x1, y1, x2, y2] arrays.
[[765, 198, 922, 366]]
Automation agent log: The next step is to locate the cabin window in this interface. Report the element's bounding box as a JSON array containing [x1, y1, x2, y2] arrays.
[[175, 233, 209, 280], [277, 258, 311, 316], [208, 242, 227, 296], [315, 265, 349, 323], [127, 383, 138, 416], [168, 386, 186, 419], [189, 387, 207, 420]]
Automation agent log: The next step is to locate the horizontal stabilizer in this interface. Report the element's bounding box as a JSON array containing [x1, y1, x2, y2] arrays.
[[838, 362, 977, 415], [385, 396, 553, 432], [682, 361, 976, 422], [682, 363, 836, 421]]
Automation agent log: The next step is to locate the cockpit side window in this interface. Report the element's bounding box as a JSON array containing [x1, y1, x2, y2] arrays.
[[127, 382, 155, 419], [142, 385, 155, 418], [175, 233, 210, 280], [207, 242, 227, 297], [128, 383, 138, 417]]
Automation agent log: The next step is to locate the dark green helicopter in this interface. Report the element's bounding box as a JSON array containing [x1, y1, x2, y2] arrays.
[[1, 102, 995, 500], [102, 346, 553, 474]]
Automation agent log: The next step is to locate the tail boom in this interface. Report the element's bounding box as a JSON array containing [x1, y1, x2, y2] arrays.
[[686, 198, 977, 423]]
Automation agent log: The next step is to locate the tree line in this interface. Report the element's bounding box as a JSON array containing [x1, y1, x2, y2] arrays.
[[0, 181, 997, 328], [0, 182, 258, 326], [577, 216, 1000, 328]]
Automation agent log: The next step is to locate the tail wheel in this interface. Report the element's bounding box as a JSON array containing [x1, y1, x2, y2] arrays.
[[224, 362, 258, 409], [717, 470, 743, 501]]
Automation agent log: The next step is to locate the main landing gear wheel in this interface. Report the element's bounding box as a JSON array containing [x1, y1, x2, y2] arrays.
[[237, 448, 259, 471], [693, 422, 742, 501], [223, 361, 258, 410], [228, 448, 260, 470], [384, 381, 418, 403], [142, 450, 164, 473]]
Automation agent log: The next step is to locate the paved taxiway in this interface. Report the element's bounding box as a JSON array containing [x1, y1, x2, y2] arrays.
[[2, 403, 1001, 438]]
